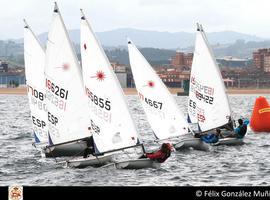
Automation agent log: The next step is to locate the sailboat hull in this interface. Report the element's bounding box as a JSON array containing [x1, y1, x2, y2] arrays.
[[173, 130, 244, 149], [174, 137, 210, 151], [64, 154, 113, 168], [102, 158, 161, 169], [43, 141, 87, 157], [212, 138, 244, 146], [206, 129, 245, 146]]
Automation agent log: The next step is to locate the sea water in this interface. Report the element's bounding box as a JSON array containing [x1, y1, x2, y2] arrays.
[[0, 94, 270, 186]]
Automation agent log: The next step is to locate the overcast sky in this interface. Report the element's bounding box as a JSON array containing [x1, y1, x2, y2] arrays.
[[1, 0, 270, 40]]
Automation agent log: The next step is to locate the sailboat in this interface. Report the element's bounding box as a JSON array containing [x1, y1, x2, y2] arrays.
[[42, 3, 96, 158], [64, 10, 161, 169], [24, 20, 48, 150], [188, 23, 243, 146], [127, 39, 209, 151]]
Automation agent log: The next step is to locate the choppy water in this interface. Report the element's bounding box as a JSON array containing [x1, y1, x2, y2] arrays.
[[1, 94, 270, 186]]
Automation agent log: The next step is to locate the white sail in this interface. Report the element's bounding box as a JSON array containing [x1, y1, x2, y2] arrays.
[[188, 24, 231, 132], [24, 20, 48, 145], [127, 39, 189, 140], [80, 11, 139, 153], [44, 3, 91, 145]]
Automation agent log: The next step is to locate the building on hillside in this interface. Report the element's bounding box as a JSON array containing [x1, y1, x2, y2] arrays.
[[263, 55, 270, 72], [111, 61, 127, 88], [170, 51, 193, 69], [216, 57, 249, 68], [156, 68, 190, 88], [115, 72, 127, 88], [111, 61, 126, 72], [223, 78, 235, 87], [253, 48, 270, 72], [221, 66, 270, 88], [0, 60, 8, 72]]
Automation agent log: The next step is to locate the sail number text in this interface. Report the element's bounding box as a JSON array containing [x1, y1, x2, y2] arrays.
[[90, 119, 100, 134], [32, 115, 47, 140], [32, 116, 46, 128], [48, 112, 58, 125], [85, 87, 111, 110], [46, 79, 69, 100], [27, 85, 47, 111], [27, 85, 44, 101], [188, 99, 206, 122], [189, 99, 196, 109], [195, 91, 213, 104], [138, 92, 163, 109]]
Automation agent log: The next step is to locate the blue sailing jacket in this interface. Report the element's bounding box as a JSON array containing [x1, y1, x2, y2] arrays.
[[234, 119, 249, 138], [201, 133, 219, 143]]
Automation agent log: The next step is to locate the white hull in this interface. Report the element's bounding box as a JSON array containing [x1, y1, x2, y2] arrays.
[[102, 158, 161, 169], [43, 140, 87, 157], [174, 137, 210, 151], [211, 138, 244, 146], [204, 129, 245, 146], [64, 154, 113, 168]]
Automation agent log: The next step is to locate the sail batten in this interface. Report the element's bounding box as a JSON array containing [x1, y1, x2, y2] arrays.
[[127, 39, 189, 140]]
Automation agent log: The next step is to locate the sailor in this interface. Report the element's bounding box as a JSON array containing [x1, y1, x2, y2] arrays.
[[140, 143, 172, 163], [227, 119, 249, 139], [83, 135, 95, 158], [200, 128, 221, 143]]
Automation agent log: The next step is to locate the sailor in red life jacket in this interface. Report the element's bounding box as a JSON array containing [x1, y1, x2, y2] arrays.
[[140, 143, 173, 163]]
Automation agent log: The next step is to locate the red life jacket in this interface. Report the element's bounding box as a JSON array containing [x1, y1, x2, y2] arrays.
[[146, 149, 171, 163]]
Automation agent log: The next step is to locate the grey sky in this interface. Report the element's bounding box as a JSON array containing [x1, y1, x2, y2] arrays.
[[1, 0, 270, 40]]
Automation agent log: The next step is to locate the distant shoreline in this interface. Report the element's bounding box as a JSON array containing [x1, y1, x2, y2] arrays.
[[0, 87, 269, 95]]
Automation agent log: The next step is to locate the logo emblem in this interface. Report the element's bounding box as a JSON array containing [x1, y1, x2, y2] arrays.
[[259, 108, 270, 114], [144, 81, 154, 88], [91, 71, 106, 81], [62, 63, 70, 70], [55, 63, 70, 71], [9, 186, 23, 200]]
